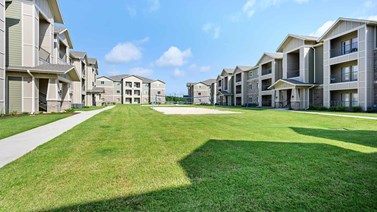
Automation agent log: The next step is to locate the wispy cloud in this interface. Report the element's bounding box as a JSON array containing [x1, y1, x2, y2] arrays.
[[126, 6, 137, 17], [172, 68, 185, 78], [148, 0, 160, 12], [241, 0, 310, 18], [156, 46, 192, 67], [202, 23, 221, 39], [129, 67, 154, 77]]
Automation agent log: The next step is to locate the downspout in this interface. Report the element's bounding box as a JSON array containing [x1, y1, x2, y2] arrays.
[[27, 70, 35, 114], [311, 47, 316, 84]]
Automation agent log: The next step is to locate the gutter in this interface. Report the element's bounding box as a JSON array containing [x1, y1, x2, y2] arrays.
[[27, 70, 35, 114]]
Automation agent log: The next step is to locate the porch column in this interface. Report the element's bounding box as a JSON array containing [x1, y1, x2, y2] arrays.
[[275, 89, 280, 108]]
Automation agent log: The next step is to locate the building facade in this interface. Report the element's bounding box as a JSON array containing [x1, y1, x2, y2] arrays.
[[186, 79, 216, 104], [96, 74, 166, 104]]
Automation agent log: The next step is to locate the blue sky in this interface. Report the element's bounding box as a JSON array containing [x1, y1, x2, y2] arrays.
[[59, 0, 377, 96]]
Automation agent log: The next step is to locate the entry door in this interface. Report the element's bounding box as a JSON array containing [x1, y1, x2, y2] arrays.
[[287, 89, 292, 106], [7, 77, 22, 113]]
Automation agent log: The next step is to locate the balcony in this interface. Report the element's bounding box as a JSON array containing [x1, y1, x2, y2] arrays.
[[39, 47, 50, 64], [330, 90, 358, 108], [134, 82, 141, 88], [261, 62, 272, 76], [331, 42, 358, 58], [261, 79, 272, 91], [330, 31, 358, 58], [134, 91, 141, 96], [287, 50, 300, 78], [330, 62, 358, 84], [235, 85, 242, 94], [235, 74, 242, 83], [125, 82, 132, 88], [125, 90, 132, 96], [57, 55, 67, 64]]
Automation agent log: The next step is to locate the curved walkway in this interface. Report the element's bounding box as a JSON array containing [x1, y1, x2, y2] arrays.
[[0, 106, 114, 168]]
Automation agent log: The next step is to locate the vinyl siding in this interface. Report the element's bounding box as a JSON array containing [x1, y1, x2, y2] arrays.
[[0, 0, 5, 113], [7, 76, 22, 113], [5, 0, 22, 66]]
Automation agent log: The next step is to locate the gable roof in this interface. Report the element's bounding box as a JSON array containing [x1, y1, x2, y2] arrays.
[[70, 51, 87, 60], [317, 17, 377, 42], [235, 66, 254, 72], [201, 79, 216, 85], [87, 58, 98, 67], [269, 79, 315, 89], [276, 34, 318, 52], [48, 0, 64, 24], [97, 76, 114, 81], [7, 64, 79, 81], [220, 68, 235, 76], [256, 52, 283, 65], [54, 26, 73, 48], [108, 74, 154, 83]]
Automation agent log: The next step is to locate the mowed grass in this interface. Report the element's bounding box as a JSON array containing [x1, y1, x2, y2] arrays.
[[0, 114, 72, 139], [72, 106, 106, 111], [0, 105, 376, 211]]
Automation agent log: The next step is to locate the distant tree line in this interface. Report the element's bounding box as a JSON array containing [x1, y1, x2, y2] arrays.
[[166, 96, 187, 102]]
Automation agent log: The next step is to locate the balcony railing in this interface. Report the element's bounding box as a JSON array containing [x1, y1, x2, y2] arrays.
[[287, 69, 300, 78], [262, 85, 271, 91], [330, 42, 358, 58], [262, 69, 272, 76], [330, 75, 358, 84], [39, 47, 50, 64]]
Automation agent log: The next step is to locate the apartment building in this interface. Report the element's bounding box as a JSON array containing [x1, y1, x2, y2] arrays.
[[96, 74, 166, 104], [244, 66, 259, 106], [233, 66, 253, 106], [217, 68, 235, 105], [69, 51, 87, 107], [85, 58, 103, 106], [4, 0, 81, 113], [186, 79, 216, 104], [319, 18, 377, 111], [256, 53, 283, 107]]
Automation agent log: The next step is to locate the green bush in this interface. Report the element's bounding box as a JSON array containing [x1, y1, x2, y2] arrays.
[[351, 106, 362, 112], [65, 108, 75, 113], [10, 111, 18, 116], [329, 106, 337, 111], [22, 112, 30, 115], [309, 105, 328, 111], [335, 106, 346, 111]]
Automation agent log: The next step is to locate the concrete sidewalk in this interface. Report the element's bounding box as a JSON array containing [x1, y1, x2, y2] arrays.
[[0, 106, 114, 168], [290, 111, 377, 120]]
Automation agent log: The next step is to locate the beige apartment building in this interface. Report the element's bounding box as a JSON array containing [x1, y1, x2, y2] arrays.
[[96, 74, 166, 104], [4, 0, 81, 114], [85, 58, 103, 106], [233, 66, 253, 106], [217, 68, 234, 105], [187, 79, 216, 104]]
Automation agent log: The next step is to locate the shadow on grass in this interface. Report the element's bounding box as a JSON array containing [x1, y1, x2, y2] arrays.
[[291, 127, 377, 149], [46, 140, 377, 211]]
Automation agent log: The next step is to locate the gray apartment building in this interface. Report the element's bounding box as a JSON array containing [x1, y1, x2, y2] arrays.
[[190, 17, 377, 111], [96, 74, 166, 104], [186, 79, 216, 104]]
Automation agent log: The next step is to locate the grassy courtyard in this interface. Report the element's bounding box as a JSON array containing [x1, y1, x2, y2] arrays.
[[0, 114, 72, 139], [0, 105, 376, 211]]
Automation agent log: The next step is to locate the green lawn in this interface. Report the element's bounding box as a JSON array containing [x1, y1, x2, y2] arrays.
[[0, 105, 376, 211], [73, 106, 106, 111], [0, 114, 72, 139]]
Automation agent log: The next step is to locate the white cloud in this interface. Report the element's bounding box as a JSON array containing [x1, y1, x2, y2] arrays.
[[105, 42, 142, 64], [172, 68, 185, 78], [148, 0, 160, 12], [364, 15, 377, 21], [126, 6, 137, 17], [310, 20, 335, 37], [242, 0, 309, 18], [202, 23, 221, 39], [129, 67, 154, 77], [156, 46, 192, 67]]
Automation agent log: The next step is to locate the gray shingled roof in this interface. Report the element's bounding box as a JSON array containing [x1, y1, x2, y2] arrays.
[[269, 79, 315, 89], [201, 79, 216, 86], [265, 52, 283, 59], [70, 51, 87, 59], [87, 87, 105, 93], [108, 74, 154, 83], [290, 34, 318, 41], [223, 68, 234, 74], [7, 64, 79, 81], [87, 58, 97, 65], [236, 66, 254, 71]]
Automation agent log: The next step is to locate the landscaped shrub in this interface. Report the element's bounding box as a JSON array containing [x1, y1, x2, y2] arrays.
[[351, 106, 362, 112], [335, 106, 346, 111], [65, 108, 75, 113], [329, 106, 337, 111], [22, 112, 30, 115], [309, 105, 328, 111], [10, 111, 18, 116]]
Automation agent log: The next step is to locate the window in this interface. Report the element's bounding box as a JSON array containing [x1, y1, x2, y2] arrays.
[[352, 93, 358, 106], [117, 90, 120, 94], [341, 67, 350, 82], [342, 37, 358, 55], [341, 93, 350, 107], [249, 84, 253, 90], [101, 81, 104, 85], [342, 40, 351, 55], [352, 65, 358, 81], [198, 92, 202, 96], [249, 72, 253, 78], [157, 91, 161, 95], [351, 38, 358, 52]]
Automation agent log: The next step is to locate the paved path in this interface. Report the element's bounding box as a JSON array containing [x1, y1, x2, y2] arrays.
[[290, 111, 377, 120], [0, 106, 114, 168]]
